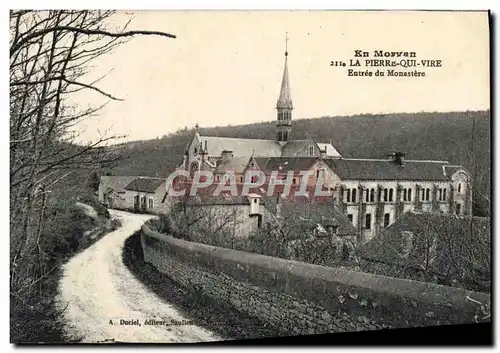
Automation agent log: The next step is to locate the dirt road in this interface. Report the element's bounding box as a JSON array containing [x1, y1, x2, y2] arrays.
[[57, 209, 221, 343]]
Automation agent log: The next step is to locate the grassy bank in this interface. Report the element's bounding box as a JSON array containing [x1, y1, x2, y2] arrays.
[[10, 202, 121, 344]]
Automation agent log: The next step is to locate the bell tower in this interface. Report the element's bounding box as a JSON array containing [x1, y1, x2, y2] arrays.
[[276, 32, 293, 144]]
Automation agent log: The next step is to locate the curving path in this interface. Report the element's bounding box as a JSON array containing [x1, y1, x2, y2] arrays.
[[57, 209, 221, 343]]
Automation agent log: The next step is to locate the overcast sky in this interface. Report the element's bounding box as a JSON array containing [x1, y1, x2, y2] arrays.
[[70, 10, 490, 143]]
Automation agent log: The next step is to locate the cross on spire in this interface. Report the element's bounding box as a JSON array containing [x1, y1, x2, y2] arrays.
[[285, 32, 289, 56]]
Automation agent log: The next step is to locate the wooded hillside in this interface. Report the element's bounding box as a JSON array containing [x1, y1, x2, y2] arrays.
[[106, 110, 490, 215]]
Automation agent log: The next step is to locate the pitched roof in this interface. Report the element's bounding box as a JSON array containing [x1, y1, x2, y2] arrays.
[[443, 165, 468, 178], [324, 158, 451, 181], [316, 143, 342, 157], [263, 157, 318, 173], [100, 176, 137, 194], [185, 194, 263, 206], [214, 157, 250, 174], [250, 157, 271, 170], [125, 177, 166, 193], [273, 198, 357, 236], [198, 135, 282, 158], [281, 139, 317, 157]]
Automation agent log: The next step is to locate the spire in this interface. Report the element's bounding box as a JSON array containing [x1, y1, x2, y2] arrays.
[[275, 32, 293, 143], [276, 32, 292, 110]]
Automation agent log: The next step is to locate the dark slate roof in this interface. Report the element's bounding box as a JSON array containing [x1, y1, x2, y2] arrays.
[[101, 176, 137, 193], [251, 157, 272, 170], [271, 198, 357, 236], [264, 157, 319, 173], [184, 194, 262, 206], [280, 139, 317, 157], [214, 157, 251, 174], [443, 165, 468, 178], [125, 177, 166, 193], [324, 158, 451, 181]]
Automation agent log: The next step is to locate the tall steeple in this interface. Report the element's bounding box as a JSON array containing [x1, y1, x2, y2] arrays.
[[276, 32, 293, 143]]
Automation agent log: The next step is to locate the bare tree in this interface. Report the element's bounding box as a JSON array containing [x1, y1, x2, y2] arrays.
[[360, 212, 490, 293], [246, 197, 357, 266], [10, 10, 176, 294]]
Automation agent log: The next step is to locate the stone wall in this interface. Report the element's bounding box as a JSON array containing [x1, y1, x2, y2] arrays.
[[141, 225, 490, 335]]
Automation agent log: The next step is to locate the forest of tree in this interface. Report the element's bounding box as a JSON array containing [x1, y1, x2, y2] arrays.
[[107, 110, 491, 216]]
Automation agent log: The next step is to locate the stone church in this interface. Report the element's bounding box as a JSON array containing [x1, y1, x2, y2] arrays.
[[177, 39, 473, 244]]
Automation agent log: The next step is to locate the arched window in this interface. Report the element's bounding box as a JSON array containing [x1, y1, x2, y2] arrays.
[[352, 188, 357, 203], [308, 145, 314, 156], [383, 213, 390, 227], [148, 198, 154, 209], [346, 189, 351, 202], [408, 188, 412, 201], [365, 214, 371, 230], [370, 188, 375, 202], [389, 188, 394, 202]]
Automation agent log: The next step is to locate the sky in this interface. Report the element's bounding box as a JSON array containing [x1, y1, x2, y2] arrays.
[[69, 10, 490, 143]]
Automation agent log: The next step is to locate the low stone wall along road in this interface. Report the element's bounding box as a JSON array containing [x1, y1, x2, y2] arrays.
[[56, 209, 221, 343]]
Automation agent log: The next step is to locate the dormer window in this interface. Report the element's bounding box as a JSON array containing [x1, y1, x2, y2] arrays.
[[193, 147, 197, 155]]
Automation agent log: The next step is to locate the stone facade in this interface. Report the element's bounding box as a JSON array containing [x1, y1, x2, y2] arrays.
[[98, 176, 137, 209], [185, 202, 266, 238], [141, 225, 490, 335], [327, 172, 472, 244], [98, 176, 171, 214], [122, 188, 171, 214]]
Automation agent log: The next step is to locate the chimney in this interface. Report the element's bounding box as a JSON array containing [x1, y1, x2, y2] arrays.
[[389, 152, 406, 166], [248, 193, 261, 216], [319, 147, 327, 159], [221, 150, 234, 163]]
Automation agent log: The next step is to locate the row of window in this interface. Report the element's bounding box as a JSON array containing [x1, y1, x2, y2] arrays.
[[134, 195, 154, 209], [276, 130, 290, 141], [437, 188, 448, 201], [345, 185, 461, 203], [347, 213, 391, 229], [346, 188, 396, 203], [348, 203, 464, 231], [216, 172, 321, 184], [277, 111, 292, 121]]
